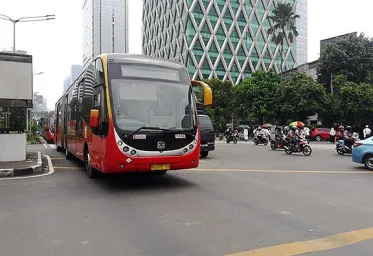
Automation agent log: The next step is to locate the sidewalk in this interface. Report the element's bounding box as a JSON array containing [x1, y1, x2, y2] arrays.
[[0, 152, 44, 178]]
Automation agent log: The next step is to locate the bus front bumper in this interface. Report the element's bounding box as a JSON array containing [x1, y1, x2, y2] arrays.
[[103, 151, 200, 173]]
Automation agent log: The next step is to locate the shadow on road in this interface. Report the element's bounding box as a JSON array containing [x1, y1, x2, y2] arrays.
[[91, 173, 198, 194]]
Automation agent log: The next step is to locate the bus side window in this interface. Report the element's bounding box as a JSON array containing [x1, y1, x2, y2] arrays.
[[76, 78, 85, 138], [95, 58, 105, 86], [82, 62, 95, 128], [56, 103, 60, 134], [93, 60, 108, 137]]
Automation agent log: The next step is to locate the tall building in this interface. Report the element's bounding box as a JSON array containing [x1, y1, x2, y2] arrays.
[[63, 76, 72, 92], [71, 65, 84, 81], [63, 65, 83, 92], [33, 93, 47, 112], [82, 0, 129, 68], [142, 0, 308, 85], [320, 32, 356, 57]]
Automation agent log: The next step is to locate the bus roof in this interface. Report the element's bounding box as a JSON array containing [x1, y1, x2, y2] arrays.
[[56, 54, 187, 106], [103, 54, 185, 70]]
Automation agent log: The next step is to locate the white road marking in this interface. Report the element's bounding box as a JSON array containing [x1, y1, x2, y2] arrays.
[[49, 145, 56, 149], [43, 144, 47, 148], [0, 155, 55, 181]]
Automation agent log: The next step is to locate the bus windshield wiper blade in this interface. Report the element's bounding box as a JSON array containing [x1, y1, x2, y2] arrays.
[[126, 126, 173, 137]]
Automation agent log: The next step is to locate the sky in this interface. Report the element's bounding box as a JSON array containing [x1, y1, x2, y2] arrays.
[[0, 0, 371, 110]]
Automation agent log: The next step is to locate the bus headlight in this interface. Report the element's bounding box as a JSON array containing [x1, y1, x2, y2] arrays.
[[194, 140, 197, 144], [130, 150, 137, 155], [189, 144, 194, 150], [123, 146, 129, 152], [183, 148, 188, 153], [117, 141, 123, 146]]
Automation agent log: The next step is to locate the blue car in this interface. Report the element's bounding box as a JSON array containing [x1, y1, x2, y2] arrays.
[[352, 138, 373, 170]]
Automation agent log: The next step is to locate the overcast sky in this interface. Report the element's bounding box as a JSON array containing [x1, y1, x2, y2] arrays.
[[0, 0, 371, 109]]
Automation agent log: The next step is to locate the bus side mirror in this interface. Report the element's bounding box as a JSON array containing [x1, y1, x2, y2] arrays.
[[191, 80, 212, 106], [90, 109, 100, 128]]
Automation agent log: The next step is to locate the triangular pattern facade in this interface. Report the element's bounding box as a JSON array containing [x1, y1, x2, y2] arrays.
[[142, 0, 301, 85]]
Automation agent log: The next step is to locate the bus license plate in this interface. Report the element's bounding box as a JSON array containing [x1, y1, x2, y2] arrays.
[[151, 164, 170, 171]]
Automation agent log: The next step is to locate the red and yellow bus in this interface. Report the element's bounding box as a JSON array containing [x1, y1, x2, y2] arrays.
[[40, 111, 55, 143], [55, 54, 212, 178]]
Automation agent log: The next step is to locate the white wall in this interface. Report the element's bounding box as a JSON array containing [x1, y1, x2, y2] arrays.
[[0, 134, 26, 162], [0, 61, 32, 100]]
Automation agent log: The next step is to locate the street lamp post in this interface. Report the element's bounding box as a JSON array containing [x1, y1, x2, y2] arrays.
[[0, 14, 55, 52], [0, 14, 54, 132]]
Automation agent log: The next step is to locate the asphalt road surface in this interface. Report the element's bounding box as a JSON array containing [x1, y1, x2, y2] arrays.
[[1, 141, 373, 256]]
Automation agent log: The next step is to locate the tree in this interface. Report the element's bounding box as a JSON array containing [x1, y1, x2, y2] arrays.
[[322, 75, 373, 125], [276, 73, 326, 122], [268, 3, 299, 75], [317, 33, 373, 88], [235, 71, 281, 124], [203, 79, 234, 132]]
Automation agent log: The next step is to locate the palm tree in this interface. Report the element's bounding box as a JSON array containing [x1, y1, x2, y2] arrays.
[[267, 3, 300, 76]]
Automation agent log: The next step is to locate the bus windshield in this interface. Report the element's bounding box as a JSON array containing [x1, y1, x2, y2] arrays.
[[109, 64, 197, 132]]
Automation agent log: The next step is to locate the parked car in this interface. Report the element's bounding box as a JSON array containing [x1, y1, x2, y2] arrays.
[[310, 128, 330, 141], [199, 115, 215, 158], [352, 138, 373, 170]]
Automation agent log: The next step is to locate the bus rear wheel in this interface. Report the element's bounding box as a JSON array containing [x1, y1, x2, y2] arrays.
[[85, 150, 100, 179], [65, 146, 74, 160]]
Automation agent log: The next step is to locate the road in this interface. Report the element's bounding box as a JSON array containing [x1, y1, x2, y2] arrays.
[[1, 141, 373, 256]]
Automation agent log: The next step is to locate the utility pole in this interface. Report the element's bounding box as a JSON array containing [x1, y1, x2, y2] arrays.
[[330, 74, 334, 95]]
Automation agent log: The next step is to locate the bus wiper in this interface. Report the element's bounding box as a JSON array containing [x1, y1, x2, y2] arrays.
[[126, 126, 173, 138]]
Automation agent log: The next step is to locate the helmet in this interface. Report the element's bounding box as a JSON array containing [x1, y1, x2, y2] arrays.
[[338, 126, 344, 131], [366, 125, 369, 128], [297, 124, 303, 129], [258, 127, 262, 130], [291, 126, 297, 131], [346, 126, 352, 131]]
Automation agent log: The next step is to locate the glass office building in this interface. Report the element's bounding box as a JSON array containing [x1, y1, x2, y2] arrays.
[[82, 0, 129, 68], [143, 0, 308, 85]]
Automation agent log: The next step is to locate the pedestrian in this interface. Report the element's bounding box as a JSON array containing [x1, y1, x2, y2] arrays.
[[243, 127, 249, 142], [363, 125, 371, 139], [329, 127, 336, 144], [304, 126, 310, 143]]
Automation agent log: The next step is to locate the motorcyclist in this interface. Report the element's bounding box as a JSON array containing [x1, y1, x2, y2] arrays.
[[225, 127, 232, 138], [283, 126, 290, 136], [337, 126, 345, 140], [296, 125, 306, 145], [344, 126, 354, 150], [288, 126, 298, 147], [260, 127, 268, 139]]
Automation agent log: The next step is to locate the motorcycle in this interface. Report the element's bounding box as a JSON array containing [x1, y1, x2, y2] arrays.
[[336, 139, 356, 155], [270, 134, 288, 150], [254, 135, 268, 146], [226, 134, 238, 144], [284, 138, 312, 156]]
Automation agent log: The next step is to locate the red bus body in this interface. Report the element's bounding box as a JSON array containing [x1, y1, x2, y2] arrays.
[[55, 54, 201, 175], [40, 111, 55, 143]]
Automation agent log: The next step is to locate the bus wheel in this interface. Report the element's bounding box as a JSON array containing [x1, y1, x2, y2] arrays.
[[65, 146, 74, 160], [85, 150, 100, 179]]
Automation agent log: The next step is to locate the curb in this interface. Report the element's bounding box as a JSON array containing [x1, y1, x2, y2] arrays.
[[0, 152, 43, 178]]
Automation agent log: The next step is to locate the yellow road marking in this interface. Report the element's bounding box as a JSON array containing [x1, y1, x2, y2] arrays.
[[226, 227, 373, 256], [194, 168, 372, 174]]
